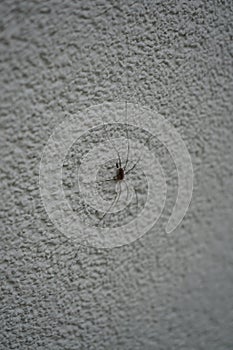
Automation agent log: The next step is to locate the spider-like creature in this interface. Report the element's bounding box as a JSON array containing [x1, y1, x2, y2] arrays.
[[94, 102, 144, 223]]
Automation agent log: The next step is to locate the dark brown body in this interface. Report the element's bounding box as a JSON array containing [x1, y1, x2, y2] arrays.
[[116, 167, 124, 181]]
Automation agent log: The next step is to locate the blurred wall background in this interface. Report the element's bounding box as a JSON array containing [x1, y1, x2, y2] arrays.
[[0, 0, 233, 349]]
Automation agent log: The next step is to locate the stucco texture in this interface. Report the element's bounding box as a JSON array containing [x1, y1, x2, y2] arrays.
[[1, 0, 233, 349]]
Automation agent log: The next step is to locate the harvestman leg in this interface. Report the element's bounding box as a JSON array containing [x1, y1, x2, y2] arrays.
[[101, 118, 122, 168], [98, 181, 122, 223], [125, 152, 143, 176], [124, 134, 153, 176], [79, 179, 119, 224], [124, 100, 130, 171]]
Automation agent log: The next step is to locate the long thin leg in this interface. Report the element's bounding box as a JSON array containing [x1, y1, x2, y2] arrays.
[[81, 178, 115, 190], [124, 101, 130, 172], [134, 186, 139, 214], [79, 179, 119, 224], [125, 134, 152, 176], [95, 178, 116, 184], [124, 179, 130, 203], [98, 181, 121, 222], [125, 153, 142, 175], [124, 35, 131, 172], [133, 186, 140, 234], [101, 120, 122, 168], [82, 169, 118, 188]]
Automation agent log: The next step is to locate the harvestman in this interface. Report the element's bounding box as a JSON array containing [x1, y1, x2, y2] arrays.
[[80, 32, 150, 224], [93, 101, 148, 224]]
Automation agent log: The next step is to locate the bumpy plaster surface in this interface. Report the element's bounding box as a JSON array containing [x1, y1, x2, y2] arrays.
[[0, 0, 233, 349]]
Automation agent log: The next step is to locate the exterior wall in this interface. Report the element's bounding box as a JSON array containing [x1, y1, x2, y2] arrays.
[[1, 1, 232, 349]]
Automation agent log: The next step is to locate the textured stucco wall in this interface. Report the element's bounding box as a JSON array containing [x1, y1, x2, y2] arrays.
[[1, 0, 233, 349]]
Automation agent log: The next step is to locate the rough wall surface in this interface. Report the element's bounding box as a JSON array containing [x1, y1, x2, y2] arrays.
[[0, 0, 233, 349]]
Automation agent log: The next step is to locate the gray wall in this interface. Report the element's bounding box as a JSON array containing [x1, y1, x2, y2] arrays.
[[1, 0, 233, 349]]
